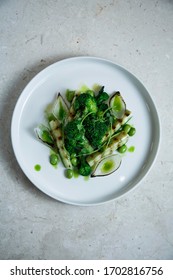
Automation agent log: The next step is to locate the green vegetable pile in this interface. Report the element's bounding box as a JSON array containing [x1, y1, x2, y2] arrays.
[[35, 85, 136, 178]]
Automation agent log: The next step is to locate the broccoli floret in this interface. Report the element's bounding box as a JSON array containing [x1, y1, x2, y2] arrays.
[[84, 114, 108, 149], [98, 103, 108, 111], [64, 138, 76, 154], [64, 119, 84, 154], [74, 93, 97, 114], [97, 103, 109, 118], [95, 86, 109, 105], [78, 157, 92, 176], [64, 119, 84, 141], [85, 89, 95, 96], [64, 89, 110, 157], [64, 118, 93, 156]]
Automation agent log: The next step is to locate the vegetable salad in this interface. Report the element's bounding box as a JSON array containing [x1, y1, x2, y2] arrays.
[[35, 85, 136, 178]]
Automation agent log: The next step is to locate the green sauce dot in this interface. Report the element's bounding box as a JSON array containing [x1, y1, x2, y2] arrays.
[[128, 146, 135, 152], [84, 176, 90, 181], [101, 160, 115, 173], [73, 168, 79, 178], [34, 164, 41, 171]]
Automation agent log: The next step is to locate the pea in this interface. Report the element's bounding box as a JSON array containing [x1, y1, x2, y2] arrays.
[[128, 127, 136, 136], [66, 169, 73, 179], [123, 124, 131, 134], [71, 153, 77, 159], [118, 144, 127, 153], [50, 154, 58, 165], [71, 157, 78, 167]]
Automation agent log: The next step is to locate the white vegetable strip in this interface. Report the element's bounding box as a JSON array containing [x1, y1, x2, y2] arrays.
[[68, 91, 80, 121], [49, 120, 72, 169]]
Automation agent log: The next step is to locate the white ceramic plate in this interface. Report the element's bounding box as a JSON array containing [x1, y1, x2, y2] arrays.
[[11, 57, 160, 206]]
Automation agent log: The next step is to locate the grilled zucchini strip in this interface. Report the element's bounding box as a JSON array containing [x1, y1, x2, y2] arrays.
[[68, 91, 81, 121], [49, 120, 72, 169]]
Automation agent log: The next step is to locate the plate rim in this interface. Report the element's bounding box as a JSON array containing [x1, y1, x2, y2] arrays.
[[11, 56, 161, 206]]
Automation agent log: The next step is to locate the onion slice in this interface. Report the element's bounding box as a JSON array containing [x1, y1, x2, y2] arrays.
[[109, 91, 126, 119], [91, 154, 122, 177], [35, 124, 54, 147], [53, 93, 69, 122]]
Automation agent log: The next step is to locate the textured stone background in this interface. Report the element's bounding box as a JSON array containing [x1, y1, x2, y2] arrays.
[[0, 0, 173, 259]]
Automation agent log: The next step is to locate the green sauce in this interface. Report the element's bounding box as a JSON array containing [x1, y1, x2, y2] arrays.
[[34, 164, 41, 171], [113, 96, 122, 111], [73, 168, 79, 178], [42, 130, 53, 144], [101, 160, 115, 173], [84, 176, 89, 181], [128, 146, 135, 152]]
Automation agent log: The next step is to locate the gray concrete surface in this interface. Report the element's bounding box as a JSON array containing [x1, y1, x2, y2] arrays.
[[0, 0, 173, 259]]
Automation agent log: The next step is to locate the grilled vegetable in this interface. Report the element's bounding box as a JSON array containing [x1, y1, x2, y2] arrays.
[[35, 85, 135, 179], [52, 93, 69, 122], [35, 124, 54, 147], [91, 154, 121, 177], [109, 91, 126, 119], [68, 91, 80, 121], [49, 120, 72, 169]]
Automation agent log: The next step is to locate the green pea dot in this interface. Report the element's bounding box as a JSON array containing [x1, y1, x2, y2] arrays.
[[128, 127, 136, 136], [71, 153, 77, 159], [118, 144, 127, 153], [71, 157, 78, 167], [66, 169, 73, 179], [34, 164, 41, 171], [50, 154, 58, 165]]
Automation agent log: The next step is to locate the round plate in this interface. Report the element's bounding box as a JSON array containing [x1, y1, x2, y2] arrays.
[[11, 57, 160, 206]]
